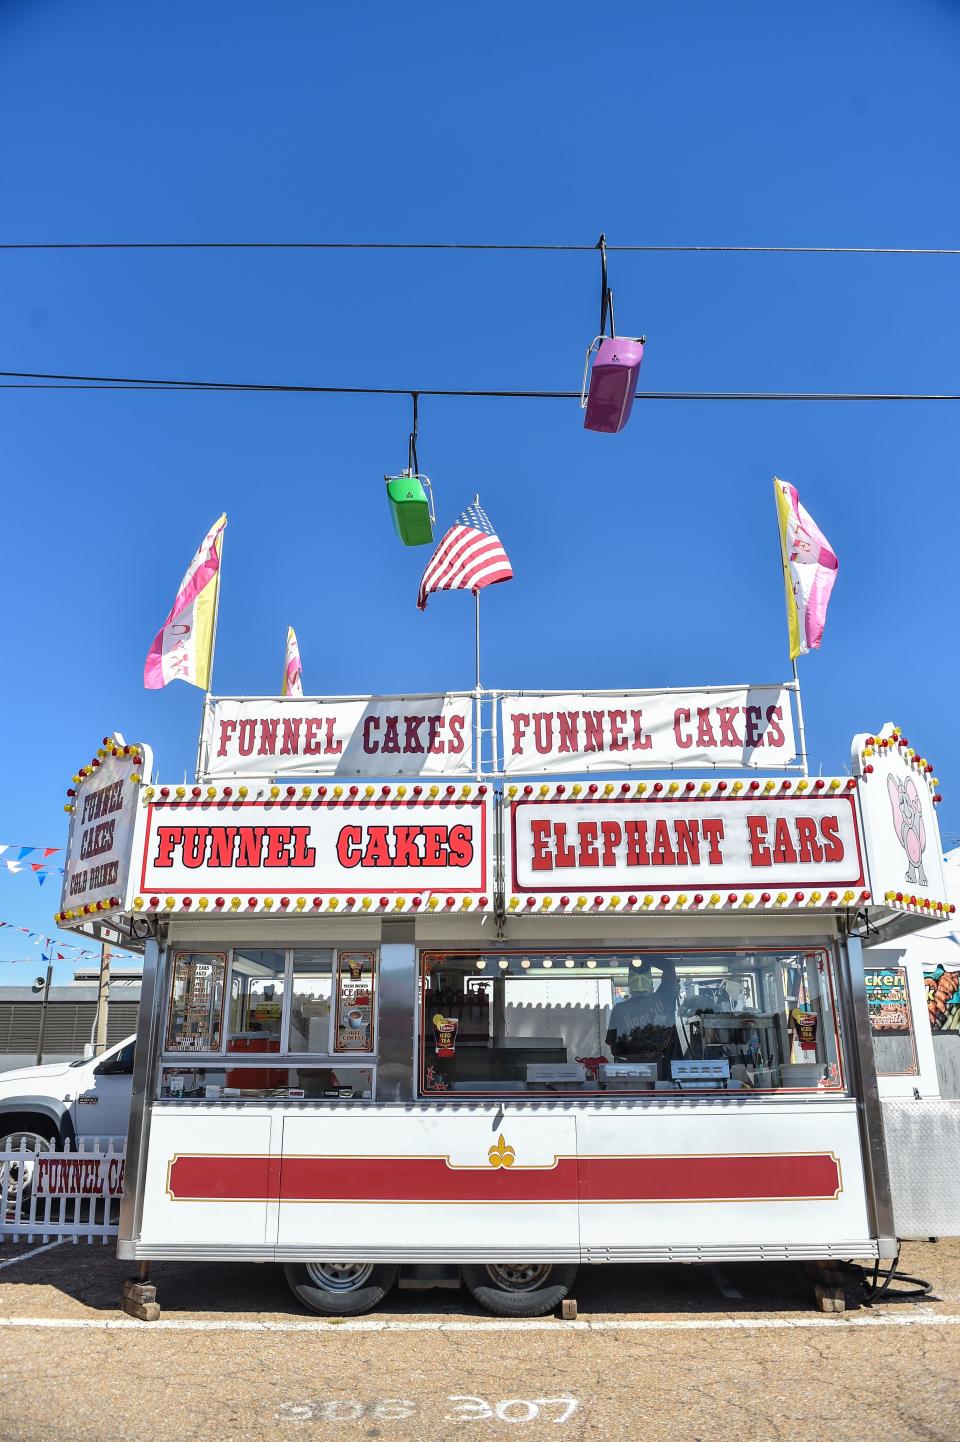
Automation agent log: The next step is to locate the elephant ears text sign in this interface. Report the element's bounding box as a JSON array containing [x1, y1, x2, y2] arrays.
[[852, 722, 948, 917], [500, 686, 798, 774]]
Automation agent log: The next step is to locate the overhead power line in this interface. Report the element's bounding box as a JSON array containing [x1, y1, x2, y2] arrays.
[[0, 369, 958, 400], [0, 240, 958, 255]]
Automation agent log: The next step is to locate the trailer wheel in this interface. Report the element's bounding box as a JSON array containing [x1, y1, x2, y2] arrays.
[[283, 1261, 398, 1316], [460, 1262, 578, 1317]]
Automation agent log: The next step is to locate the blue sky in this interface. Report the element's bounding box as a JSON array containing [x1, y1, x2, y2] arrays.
[[1, 0, 959, 978]]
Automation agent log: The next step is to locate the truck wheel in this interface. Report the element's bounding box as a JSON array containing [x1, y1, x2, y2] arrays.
[[0, 1129, 53, 1207], [283, 1261, 398, 1316], [460, 1262, 578, 1317]]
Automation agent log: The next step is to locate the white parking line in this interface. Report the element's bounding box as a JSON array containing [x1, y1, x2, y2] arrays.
[[0, 1311, 958, 1334], [0, 1241, 64, 1272]]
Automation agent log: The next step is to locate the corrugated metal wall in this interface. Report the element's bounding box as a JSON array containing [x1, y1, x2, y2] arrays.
[[0, 1001, 140, 1060]]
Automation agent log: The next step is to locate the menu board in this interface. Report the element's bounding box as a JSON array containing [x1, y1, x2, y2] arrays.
[[335, 952, 375, 1053], [865, 966, 913, 1037], [924, 966, 960, 1033], [166, 952, 227, 1052]]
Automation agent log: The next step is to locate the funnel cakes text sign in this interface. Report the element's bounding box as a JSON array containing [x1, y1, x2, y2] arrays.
[[201, 695, 473, 779], [140, 794, 491, 899], [501, 687, 797, 774], [507, 793, 864, 894]]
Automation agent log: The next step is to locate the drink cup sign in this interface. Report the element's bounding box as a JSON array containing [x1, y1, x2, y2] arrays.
[[433, 1014, 459, 1057]]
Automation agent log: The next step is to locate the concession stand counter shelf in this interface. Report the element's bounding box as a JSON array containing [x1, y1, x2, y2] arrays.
[[55, 707, 954, 1315]]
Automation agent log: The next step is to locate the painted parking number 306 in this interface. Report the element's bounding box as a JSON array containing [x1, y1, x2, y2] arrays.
[[278, 1395, 579, 1424]]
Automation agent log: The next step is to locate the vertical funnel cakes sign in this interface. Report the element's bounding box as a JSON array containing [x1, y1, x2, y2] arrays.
[[851, 723, 950, 919], [58, 739, 152, 923]]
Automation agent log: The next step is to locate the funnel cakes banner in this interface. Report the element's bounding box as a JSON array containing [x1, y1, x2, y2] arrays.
[[501, 687, 797, 774]]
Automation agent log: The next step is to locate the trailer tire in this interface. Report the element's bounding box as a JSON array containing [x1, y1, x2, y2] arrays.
[[283, 1262, 398, 1316], [460, 1262, 578, 1317]]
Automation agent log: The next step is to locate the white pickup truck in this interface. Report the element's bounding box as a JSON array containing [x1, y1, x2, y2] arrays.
[[0, 1034, 135, 1157]]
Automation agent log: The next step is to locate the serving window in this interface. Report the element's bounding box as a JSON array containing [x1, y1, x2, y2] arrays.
[[420, 948, 844, 1096], [160, 947, 377, 1101]]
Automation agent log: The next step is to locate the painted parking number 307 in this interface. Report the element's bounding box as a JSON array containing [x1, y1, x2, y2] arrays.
[[277, 1395, 579, 1424]]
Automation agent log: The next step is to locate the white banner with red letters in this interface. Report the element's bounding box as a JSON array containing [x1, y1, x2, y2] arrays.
[[140, 795, 491, 899], [201, 695, 474, 780], [500, 687, 797, 774], [506, 794, 865, 895]]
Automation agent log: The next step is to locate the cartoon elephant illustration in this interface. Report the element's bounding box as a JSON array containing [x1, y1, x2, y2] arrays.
[[888, 774, 927, 886]]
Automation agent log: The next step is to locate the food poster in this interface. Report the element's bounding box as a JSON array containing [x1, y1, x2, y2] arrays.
[[865, 967, 913, 1037], [335, 952, 375, 1051], [924, 966, 960, 1033], [167, 953, 226, 1052]]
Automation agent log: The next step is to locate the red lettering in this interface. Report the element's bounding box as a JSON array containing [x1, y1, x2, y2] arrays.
[[264, 829, 292, 867], [391, 825, 423, 867], [577, 821, 599, 866], [360, 827, 392, 867], [557, 712, 579, 754], [820, 815, 844, 864], [153, 827, 182, 868], [650, 819, 676, 866], [600, 820, 622, 865], [795, 816, 824, 864], [447, 824, 473, 868], [236, 828, 266, 867], [696, 709, 718, 748], [209, 828, 237, 867], [447, 715, 465, 756], [532, 713, 552, 756], [324, 717, 342, 755], [744, 705, 763, 749], [511, 713, 530, 755], [304, 718, 322, 755], [765, 704, 785, 749], [237, 719, 256, 757], [630, 710, 653, 751], [280, 718, 302, 756], [427, 715, 444, 755], [583, 711, 604, 754], [362, 717, 379, 754], [531, 819, 553, 871], [771, 817, 798, 865], [608, 710, 627, 751], [216, 720, 236, 757], [674, 819, 701, 865], [181, 827, 207, 869], [673, 708, 692, 750], [625, 819, 649, 866], [554, 822, 576, 868], [421, 825, 446, 866], [257, 719, 278, 756], [746, 815, 772, 866], [336, 826, 362, 868], [717, 707, 741, 746], [404, 714, 426, 754], [701, 818, 725, 863], [381, 715, 401, 754]]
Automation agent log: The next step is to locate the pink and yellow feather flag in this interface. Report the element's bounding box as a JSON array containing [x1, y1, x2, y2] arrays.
[[281, 625, 303, 697], [774, 479, 838, 660], [144, 514, 226, 690]]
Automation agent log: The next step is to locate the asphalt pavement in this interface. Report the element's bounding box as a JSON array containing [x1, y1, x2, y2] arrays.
[[1, 1239, 959, 1441]]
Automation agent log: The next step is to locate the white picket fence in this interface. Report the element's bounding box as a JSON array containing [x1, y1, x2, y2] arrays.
[[1, 1138, 125, 1244]]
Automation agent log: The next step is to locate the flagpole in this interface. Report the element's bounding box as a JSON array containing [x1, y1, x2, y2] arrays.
[[474, 588, 482, 779], [791, 656, 809, 777], [774, 481, 809, 777], [194, 530, 225, 783]]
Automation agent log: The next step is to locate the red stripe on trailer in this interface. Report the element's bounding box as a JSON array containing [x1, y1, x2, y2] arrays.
[[166, 1151, 841, 1204]]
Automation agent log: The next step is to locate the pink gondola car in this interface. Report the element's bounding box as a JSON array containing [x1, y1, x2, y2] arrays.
[[582, 333, 646, 433]]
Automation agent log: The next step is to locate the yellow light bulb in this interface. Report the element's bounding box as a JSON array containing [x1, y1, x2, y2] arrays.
[[263, 897, 274, 910], [230, 897, 241, 910], [508, 897, 519, 910], [270, 786, 280, 799], [198, 897, 209, 910], [296, 897, 306, 910]]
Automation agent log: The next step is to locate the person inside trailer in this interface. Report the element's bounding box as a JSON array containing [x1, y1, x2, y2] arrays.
[[605, 959, 681, 1074]]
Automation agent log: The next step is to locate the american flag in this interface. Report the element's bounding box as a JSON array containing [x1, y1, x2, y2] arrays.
[[417, 497, 513, 611]]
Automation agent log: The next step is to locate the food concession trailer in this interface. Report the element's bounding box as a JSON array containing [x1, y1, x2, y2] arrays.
[[56, 691, 953, 1315]]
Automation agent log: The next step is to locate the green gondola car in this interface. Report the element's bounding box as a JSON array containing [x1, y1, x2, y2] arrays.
[[385, 470, 435, 546]]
